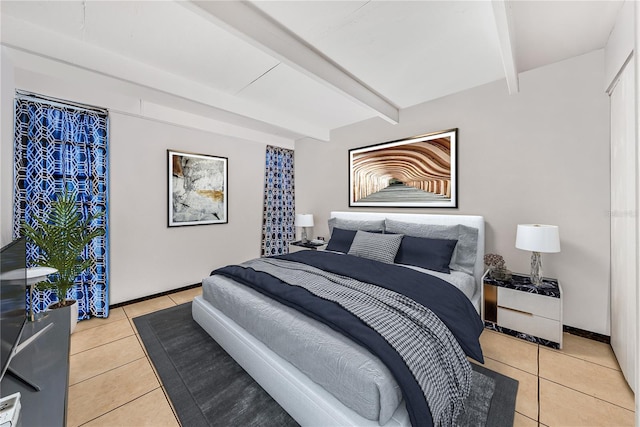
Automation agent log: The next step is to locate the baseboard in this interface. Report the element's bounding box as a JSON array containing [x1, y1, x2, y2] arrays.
[[563, 325, 610, 344], [112, 286, 612, 347], [110, 283, 202, 309]]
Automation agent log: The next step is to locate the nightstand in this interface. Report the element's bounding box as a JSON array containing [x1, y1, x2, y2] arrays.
[[289, 240, 326, 253], [483, 271, 563, 349]]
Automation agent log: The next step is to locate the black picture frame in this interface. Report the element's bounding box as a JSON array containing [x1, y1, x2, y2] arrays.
[[349, 128, 458, 208], [168, 150, 228, 226]]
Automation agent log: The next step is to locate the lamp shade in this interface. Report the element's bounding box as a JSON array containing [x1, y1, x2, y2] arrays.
[[515, 224, 561, 253], [295, 214, 314, 227]]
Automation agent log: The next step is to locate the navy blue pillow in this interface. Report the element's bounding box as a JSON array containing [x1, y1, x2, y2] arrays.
[[325, 228, 357, 253], [326, 228, 383, 253], [394, 236, 458, 274]]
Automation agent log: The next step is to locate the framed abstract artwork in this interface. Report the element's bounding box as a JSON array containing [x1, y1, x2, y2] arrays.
[[168, 150, 228, 226], [349, 128, 457, 208]]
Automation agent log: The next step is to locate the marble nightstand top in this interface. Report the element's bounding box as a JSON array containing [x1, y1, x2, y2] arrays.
[[484, 273, 561, 298]]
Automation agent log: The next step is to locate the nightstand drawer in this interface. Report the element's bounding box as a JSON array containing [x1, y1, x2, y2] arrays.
[[497, 306, 561, 343], [497, 286, 560, 320]]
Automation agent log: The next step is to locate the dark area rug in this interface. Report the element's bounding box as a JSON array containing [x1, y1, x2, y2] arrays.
[[134, 302, 518, 427]]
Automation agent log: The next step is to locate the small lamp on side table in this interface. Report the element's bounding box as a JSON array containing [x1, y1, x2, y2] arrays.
[[295, 214, 314, 243], [26, 267, 57, 322], [515, 224, 560, 286]]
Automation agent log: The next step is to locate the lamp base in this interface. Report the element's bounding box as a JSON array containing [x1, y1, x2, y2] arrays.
[[301, 228, 309, 244], [530, 251, 543, 286]]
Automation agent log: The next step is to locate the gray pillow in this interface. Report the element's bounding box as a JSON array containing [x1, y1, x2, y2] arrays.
[[328, 218, 385, 235], [348, 230, 403, 264], [384, 219, 479, 275]]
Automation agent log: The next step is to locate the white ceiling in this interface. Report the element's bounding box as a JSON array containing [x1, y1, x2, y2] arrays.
[[0, 0, 623, 143]]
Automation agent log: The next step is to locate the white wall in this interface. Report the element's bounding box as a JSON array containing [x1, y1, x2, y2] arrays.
[[605, 0, 634, 91], [296, 50, 611, 335], [108, 113, 265, 303], [0, 58, 271, 304]]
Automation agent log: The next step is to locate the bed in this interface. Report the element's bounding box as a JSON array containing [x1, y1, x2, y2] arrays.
[[192, 211, 485, 427]]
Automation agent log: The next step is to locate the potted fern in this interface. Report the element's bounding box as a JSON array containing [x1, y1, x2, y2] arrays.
[[22, 191, 105, 333]]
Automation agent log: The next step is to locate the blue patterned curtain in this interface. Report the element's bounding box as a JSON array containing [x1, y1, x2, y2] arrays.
[[13, 95, 109, 319], [261, 145, 295, 256]]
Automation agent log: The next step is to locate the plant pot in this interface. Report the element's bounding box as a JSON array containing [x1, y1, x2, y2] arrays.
[[47, 300, 79, 334]]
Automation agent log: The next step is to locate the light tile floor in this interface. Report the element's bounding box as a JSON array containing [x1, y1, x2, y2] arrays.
[[67, 287, 636, 426]]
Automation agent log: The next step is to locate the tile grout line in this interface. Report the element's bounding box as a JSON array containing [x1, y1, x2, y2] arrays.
[[128, 303, 181, 424], [484, 345, 636, 422], [129, 330, 177, 421], [70, 318, 136, 352], [516, 410, 537, 423], [137, 337, 163, 385], [541, 346, 623, 373], [69, 332, 137, 357], [75, 386, 165, 427], [69, 355, 149, 388], [71, 308, 127, 334], [539, 377, 636, 413], [485, 347, 621, 378], [69, 333, 138, 358], [159, 385, 181, 426], [538, 343, 634, 413], [73, 319, 124, 334], [483, 355, 538, 377], [486, 330, 619, 372], [485, 354, 634, 416], [124, 307, 177, 321]]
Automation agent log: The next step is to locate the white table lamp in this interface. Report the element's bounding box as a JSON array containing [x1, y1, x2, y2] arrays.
[[295, 214, 314, 243], [516, 224, 560, 286]]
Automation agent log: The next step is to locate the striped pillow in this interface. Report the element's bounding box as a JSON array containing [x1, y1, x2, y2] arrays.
[[348, 230, 403, 264]]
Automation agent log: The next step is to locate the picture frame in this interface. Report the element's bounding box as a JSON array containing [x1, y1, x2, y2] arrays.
[[349, 128, 457, 208], [168, 150, 228, 226]]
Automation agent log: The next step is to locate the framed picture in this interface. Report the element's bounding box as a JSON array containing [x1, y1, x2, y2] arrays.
[[349, 128, 457, 208], [168, 150, 228, 226]]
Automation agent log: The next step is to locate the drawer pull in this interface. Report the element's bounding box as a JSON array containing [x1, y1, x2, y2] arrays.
[[498, 305, 534, 316]]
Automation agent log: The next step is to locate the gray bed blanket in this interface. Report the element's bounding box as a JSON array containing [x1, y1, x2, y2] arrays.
[[202, 274, 403, 423]]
